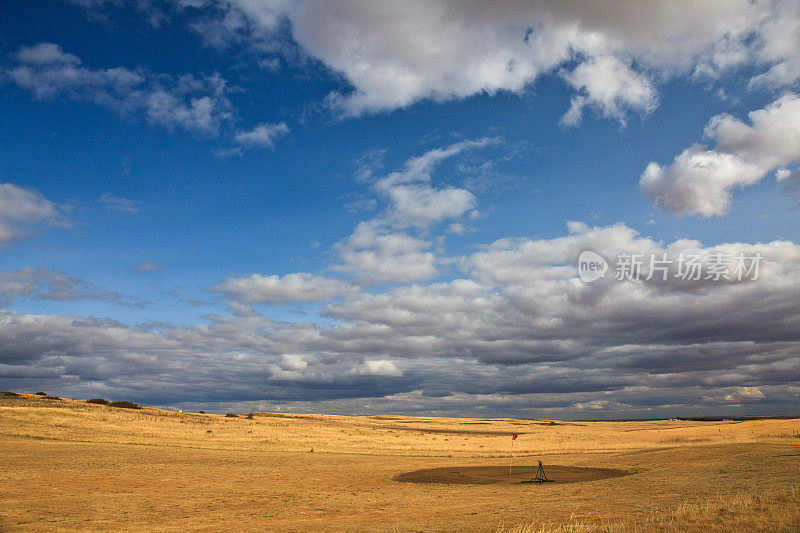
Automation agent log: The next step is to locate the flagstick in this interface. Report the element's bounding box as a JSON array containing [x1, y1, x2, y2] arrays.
[[509, 436, 513, 475]]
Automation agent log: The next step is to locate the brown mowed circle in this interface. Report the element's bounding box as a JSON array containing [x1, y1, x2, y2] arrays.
[[394, 464, 632, 484]]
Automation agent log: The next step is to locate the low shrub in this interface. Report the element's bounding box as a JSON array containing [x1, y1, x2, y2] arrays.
[[1, 391, 19, 397], [87, 398, 110, 405], [225, 413, 238, 418], [245, 413, 254, 419], [35, 392, 47, 396], [198, 411, 206, 414], [108, 401, 141, 409]]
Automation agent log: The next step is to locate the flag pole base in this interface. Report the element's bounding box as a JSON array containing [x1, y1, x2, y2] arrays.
[[522, 460, 554, 483]]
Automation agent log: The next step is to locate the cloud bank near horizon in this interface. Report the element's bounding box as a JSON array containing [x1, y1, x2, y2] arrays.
[[1, 147, 799, 416]]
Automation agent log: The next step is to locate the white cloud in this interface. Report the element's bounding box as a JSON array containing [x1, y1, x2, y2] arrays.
[[15, 42, 80, 66], [99, 194, 138, 214], [377, 178, 476, 230], [560, 55, 656, 126], [447, 222, 471, 235], [333, 224, 438, 283], [234, 122, 290, 148], [641, 93, 800, 216], [640, 148, 764, 217], [214, 147, 244, 158], [214, 272, 357, 304], [279, 354, 308, 371], [6, 43, 233, 135], [356, 360, 402, 377], [154, 0, 800, 123], [747, 1, 800, 87], [369, 141, 489, 229], [0, 182, 68, 248], [707, 94, 800, 169], [331, 140, 491, 283], [378, 139, 492, 189], [723, 386, 765, 401]]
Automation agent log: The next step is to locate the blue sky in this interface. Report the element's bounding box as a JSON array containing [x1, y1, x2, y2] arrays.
[[1, 1, 799, 417]]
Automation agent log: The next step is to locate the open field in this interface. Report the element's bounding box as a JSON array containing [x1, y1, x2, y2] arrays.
[[1, 393, 799, 531]]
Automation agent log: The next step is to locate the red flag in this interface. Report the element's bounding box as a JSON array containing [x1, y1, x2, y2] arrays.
[[512, 434, 518, 440]]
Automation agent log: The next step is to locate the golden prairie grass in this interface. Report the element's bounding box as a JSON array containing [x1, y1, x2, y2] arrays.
[[2, 393, 797, 457], [499, 488, 800, 532], [1, 393, 799, 532]]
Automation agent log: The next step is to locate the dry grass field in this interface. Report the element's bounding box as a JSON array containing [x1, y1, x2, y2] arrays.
[[1, 392, 799, 532]]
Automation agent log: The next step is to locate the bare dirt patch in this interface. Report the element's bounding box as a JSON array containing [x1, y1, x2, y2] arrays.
[[394, 464, 632, 484]]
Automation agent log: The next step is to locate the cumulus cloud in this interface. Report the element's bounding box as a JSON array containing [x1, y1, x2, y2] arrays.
[[234, 121, 289, 148], [372, 139, 490, 229], [332, 140, 491, 283], [2, 221, 798, 416], [285, 1, 765, 118], [0, 182, 68, 248], [640, 149, 764, 218], [214, 272, 357, 304], [64, 2, 800, 123], [106, 0, 800, 123], [641, 93, 800, 216], [333, 224, 438, 283], [560, 55, 657, 126], [5, 42, 233, 135], [279, 354, 308, 372], [356, 360, 402, 377]]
